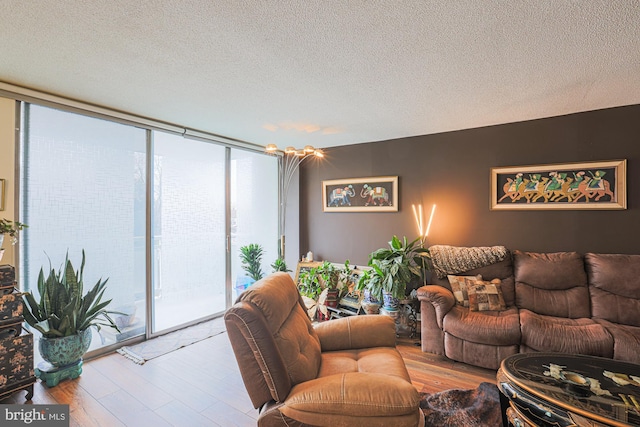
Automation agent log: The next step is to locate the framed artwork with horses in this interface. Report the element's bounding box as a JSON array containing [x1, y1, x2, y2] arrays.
[[322, 176, 398, 212], [491, 159, 626, 210]]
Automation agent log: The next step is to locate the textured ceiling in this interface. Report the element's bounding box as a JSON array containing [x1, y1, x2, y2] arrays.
[[1, 1, 639, 149]]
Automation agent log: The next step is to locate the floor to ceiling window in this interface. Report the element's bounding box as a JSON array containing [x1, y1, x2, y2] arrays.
[[230, 149, 279, 298], [150, 132, 227, 333], [19, 102, 279, 354], [20, 103, 148, 353]]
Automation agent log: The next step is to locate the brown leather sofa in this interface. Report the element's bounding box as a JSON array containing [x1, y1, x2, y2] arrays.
[[417, 250, 640, 370], [225, 272, 425, 427]]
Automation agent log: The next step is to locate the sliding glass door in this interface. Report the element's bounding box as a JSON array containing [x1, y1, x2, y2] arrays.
[[230, 149, 279, 299], [21, 104, 147, 353], [19, 102, 279, 351], [150, 132, 227, 333]]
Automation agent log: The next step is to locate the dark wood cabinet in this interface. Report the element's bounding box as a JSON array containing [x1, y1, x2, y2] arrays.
[[0, 264, 36, 401]]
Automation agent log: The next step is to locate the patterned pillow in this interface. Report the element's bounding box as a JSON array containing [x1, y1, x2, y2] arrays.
[[447, 274, 482, 307], [466, 278, 507, 311]]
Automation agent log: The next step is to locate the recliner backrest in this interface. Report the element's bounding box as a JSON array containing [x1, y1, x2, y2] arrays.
[[224, 272, 322, 408], [429, 254, 516, 307], [586, 253, 640, 326], [514, 250, 590, 318]]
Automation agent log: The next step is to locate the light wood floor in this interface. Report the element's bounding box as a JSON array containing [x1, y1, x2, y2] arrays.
[[1, 331, 496, 427]]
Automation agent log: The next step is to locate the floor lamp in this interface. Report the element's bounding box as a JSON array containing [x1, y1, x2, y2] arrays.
[[412, 203, 436, 286], [265, 144, 324, 259]]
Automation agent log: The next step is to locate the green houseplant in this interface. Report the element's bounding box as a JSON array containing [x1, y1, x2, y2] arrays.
[[337, 260, 355, 298], [22, 250, 121, 367], [239, 243, 265, 282], [356, 236, 429, 310], [270, 257, 291, 273], [0, 218, 27, 247], [297, 261, 339, 300], [298, 264, 324, 300], [318, 261, 340, 308]]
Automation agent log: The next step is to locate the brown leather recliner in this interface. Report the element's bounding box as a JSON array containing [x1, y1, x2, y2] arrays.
[[224, 272, 424, 427]]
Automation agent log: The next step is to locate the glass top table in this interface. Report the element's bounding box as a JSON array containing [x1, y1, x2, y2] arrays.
[[498, 353, 640, 427]]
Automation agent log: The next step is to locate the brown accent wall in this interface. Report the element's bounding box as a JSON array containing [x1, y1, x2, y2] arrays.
[[300, 105, 640, 266]]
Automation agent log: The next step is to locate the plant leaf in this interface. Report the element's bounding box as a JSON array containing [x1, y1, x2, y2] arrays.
[[20, 250, 119, 338]]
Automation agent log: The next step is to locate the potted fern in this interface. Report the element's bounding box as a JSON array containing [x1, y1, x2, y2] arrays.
[[22, 250, 121, 368]]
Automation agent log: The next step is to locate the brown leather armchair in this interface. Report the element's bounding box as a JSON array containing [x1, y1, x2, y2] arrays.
[[224, 272, 424, 427]]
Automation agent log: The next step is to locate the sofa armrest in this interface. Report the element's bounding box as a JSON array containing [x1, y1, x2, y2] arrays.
[[314, 315, 396, 351], [416, 285, 456, 356], [280, 372, 421, 426], [417, 285, 455, 327]]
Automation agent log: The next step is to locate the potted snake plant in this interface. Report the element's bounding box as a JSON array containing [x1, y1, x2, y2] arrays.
[[22, 250, 121, 368]]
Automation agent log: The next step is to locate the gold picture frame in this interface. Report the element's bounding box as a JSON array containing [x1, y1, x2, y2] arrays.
[[322, 176, 398, 212], [0, 179, 5, 211], [491, 159, 627, 210]]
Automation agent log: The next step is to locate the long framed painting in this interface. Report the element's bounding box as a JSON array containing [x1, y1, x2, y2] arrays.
[[491, 159, 626, 210], [322, 176, 398, 212]]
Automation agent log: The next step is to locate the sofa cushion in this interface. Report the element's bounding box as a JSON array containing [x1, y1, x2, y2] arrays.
[[447, 274, 481, 307], [514, 251, 590, 318], [444, 334, 519, 370], [430, 255, 515, 307], [282, 372, 421, 426], [318, 347, 412, 381], [443, 305, 520, 345], [519, 309, 613, 357], [593, 319, 640, 364], [586, 253, 640, 327], [467, 279, 507, 311]]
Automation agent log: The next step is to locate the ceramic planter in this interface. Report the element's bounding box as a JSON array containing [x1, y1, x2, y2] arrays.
[[362, 288, 380, 304], [326, 289, 339, 307], [39, 328, 92, 367], [382, 291, 400, 311], [361, 301, 381, 314]]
